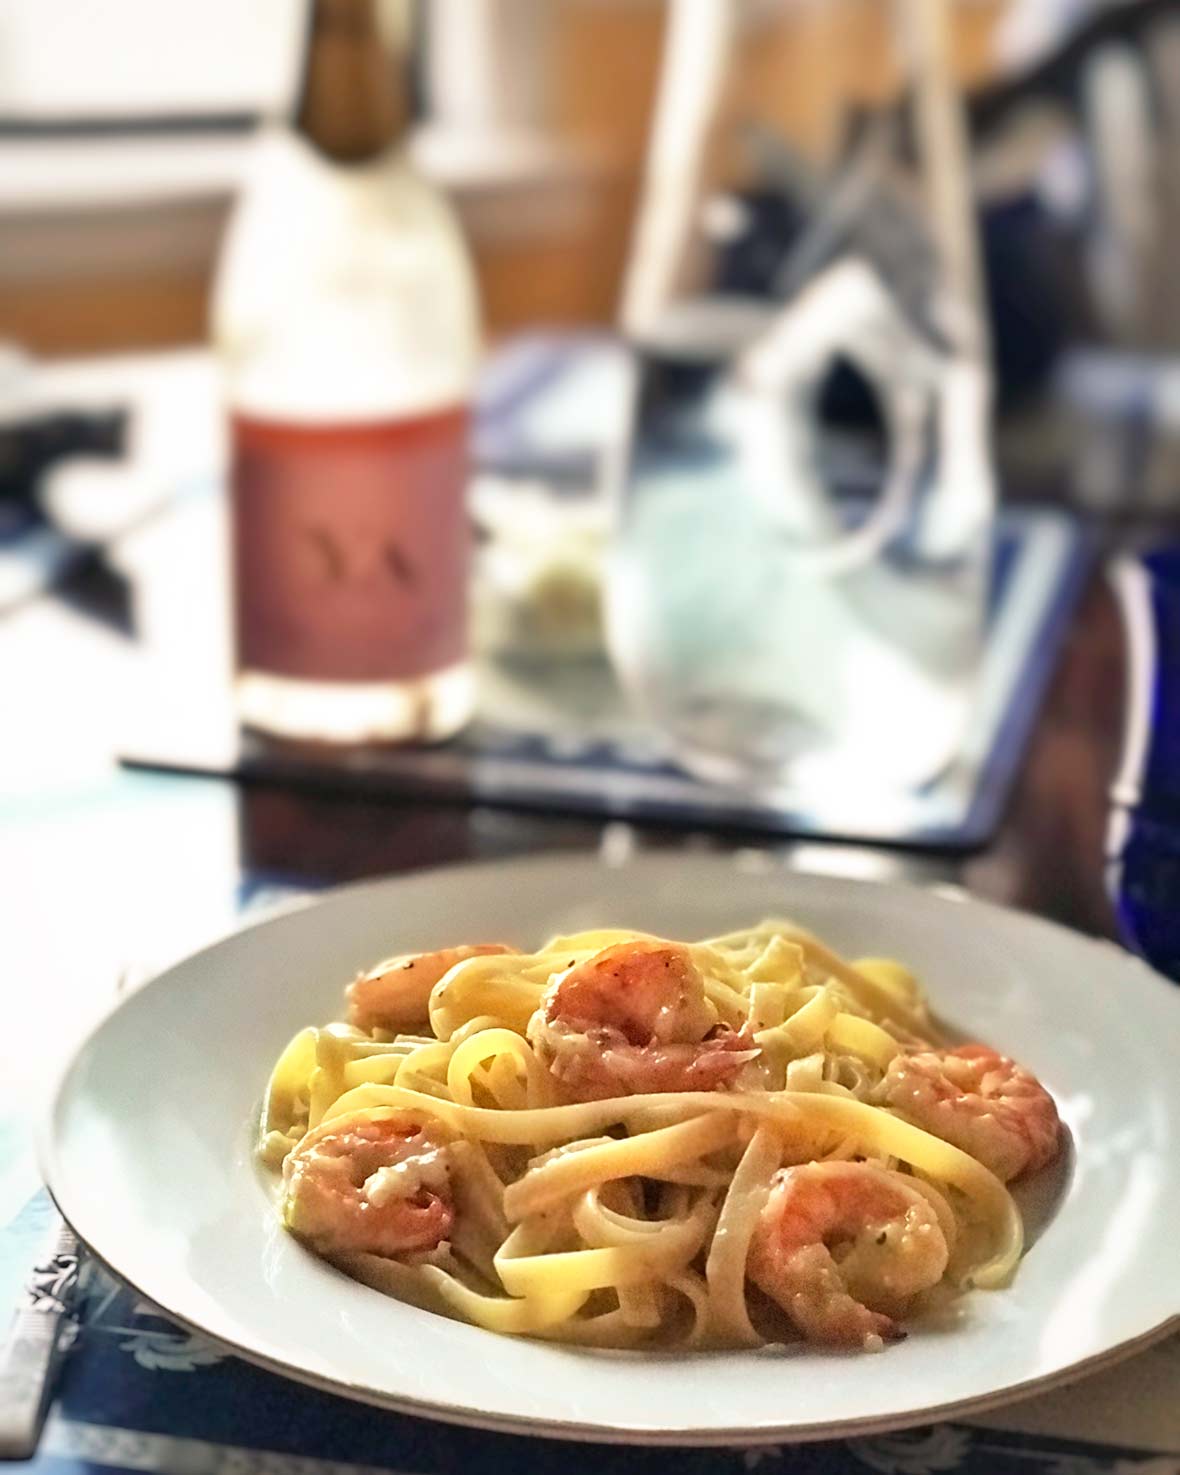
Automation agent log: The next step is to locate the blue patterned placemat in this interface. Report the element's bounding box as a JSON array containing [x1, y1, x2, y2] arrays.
[[1, 1189, 1175, 1475]]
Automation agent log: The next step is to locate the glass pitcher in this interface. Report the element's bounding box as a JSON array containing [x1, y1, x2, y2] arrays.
[[605, 0, 995, 800]]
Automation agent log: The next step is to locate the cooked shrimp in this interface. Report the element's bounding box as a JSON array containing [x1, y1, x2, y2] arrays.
[[877, 1044, 1061, 1183], [283, 1114, 453, 1258], [526, 940, 757, 1102], [347, 944, 516, 1033], [748, 1161, 949, 1349]]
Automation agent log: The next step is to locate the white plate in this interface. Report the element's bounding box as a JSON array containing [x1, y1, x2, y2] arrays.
[[43, 855, 1180, 1446]]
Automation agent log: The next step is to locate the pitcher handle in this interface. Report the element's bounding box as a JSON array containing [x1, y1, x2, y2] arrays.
[[727, 257, 936, 577]]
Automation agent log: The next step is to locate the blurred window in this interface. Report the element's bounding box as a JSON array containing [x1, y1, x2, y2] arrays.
[[0, 0, 306, 131], [0, 0, 572, 309]]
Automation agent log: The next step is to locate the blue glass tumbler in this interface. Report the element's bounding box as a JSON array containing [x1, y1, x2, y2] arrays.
[[1108, 551, 1180, 981]]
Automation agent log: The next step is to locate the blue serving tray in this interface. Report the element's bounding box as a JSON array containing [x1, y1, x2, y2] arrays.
[[118, 499, 1091, 852]]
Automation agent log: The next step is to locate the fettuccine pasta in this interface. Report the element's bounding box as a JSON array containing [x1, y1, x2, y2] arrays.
[[257, 921, 1062, 1351]]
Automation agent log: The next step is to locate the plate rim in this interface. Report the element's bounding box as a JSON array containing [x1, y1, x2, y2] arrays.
[[39, 853, 1180, 1447]]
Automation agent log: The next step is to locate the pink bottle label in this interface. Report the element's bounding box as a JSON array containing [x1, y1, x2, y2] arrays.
[[231, 406, 469, 683]]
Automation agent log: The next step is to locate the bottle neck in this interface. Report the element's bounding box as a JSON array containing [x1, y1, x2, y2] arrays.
[[294, 0, 411, 164]]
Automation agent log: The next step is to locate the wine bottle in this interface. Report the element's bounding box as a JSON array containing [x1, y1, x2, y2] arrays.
[[213, 0, 480, 743]]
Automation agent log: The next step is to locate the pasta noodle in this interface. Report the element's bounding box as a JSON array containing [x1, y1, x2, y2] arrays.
[[258, 920, 1062, 1351]]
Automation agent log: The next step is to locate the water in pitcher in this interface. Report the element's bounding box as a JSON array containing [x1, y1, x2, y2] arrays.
[[606, 292, 992, 796]]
